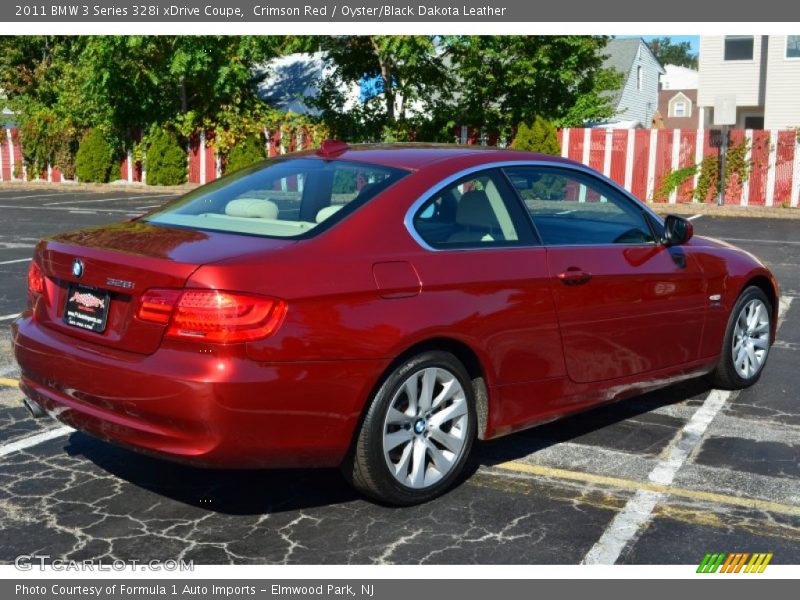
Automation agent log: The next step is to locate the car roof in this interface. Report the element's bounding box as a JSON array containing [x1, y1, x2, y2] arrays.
[[290, 143, 583, 171]]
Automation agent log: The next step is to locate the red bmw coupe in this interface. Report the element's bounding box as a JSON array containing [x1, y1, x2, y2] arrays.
[[13, 142, 778, 505]]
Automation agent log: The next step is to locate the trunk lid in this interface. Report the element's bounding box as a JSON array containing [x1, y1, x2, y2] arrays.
[[35, 221, 292, 354]]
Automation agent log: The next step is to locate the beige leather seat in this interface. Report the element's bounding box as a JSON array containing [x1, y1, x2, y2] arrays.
[[225, 198, 279, 219], [316, 205, 343, 223], [447, 190, 501, 243]]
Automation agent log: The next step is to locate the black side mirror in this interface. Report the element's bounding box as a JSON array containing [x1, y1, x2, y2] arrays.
[[663, 214, 693, 246]]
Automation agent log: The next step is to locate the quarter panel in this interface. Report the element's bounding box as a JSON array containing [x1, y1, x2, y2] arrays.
[[190, 246, 566, 389]]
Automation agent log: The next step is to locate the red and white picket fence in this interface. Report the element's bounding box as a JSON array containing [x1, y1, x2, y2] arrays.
[[0, 127, 310, 186], [3, 123, 799, 207], [556, 128, 800, 207]]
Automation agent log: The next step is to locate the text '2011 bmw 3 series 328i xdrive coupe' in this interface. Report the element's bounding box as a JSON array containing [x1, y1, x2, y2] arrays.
[[13, 141, 779, 505]]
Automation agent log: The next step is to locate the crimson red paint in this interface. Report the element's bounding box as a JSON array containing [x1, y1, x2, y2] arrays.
[[12, 145, 778, 478]]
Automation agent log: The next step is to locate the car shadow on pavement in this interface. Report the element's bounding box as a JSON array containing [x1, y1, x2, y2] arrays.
[[62, 433, 361, 515], [61, 377, 713, 514], [471, 376, 713, 471]]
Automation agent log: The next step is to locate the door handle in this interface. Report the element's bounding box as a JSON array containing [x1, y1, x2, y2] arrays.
[[558, 267, 592, 286]]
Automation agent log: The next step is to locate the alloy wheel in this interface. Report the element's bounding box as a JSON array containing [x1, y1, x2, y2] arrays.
[[732, 298, 770, 379], [382, 367, 469, 489]]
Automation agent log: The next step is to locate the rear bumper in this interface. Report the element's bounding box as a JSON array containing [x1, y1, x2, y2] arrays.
[[12, 314, 388, 468]]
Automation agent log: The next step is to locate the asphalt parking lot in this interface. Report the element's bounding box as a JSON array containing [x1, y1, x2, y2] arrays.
[[0, 186, 798, 565]]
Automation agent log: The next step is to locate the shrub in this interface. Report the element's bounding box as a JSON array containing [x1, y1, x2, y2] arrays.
[[381, 119, 418, 143], [146, 128, 187, 186], [75, 129, 116, 183], [511, 116, 560, 155], [511, 122, 531, 150], [225, 133, 266, 174], [53, 134, 79, 180]]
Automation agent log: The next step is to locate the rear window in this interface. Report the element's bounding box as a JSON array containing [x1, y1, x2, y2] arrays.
[[144, 158, 408, 238]]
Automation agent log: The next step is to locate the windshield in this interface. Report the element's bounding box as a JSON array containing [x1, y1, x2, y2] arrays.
[[144, 158, 409, 238]]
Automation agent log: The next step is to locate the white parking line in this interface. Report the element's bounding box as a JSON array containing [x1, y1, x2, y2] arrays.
[[0, 205, 138, 214], [582, 295, 793, 565], [0, 313, 21, 321], [687, 214, 703, 221], [0, 242, 35, 249], [0, 192, 69, 200], [721, 237, 800, 246], [44, 194, 176, 206], [0, 426, 73, 458], [0, 258, 31, 265]]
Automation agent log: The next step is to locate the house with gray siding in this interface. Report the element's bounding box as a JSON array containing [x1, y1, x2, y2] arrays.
[[698, 35, 800, 129], [594, 38, 665, 128]]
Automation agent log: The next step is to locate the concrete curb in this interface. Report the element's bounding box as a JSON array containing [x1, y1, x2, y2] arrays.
[[0, 181, 198, 195], [650, 202, 800, 220]]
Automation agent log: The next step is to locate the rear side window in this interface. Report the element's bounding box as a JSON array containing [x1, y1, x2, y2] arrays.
[[504, 166, 656, 246], [144, 158, 408, 238], [412, 169, 535, 249]]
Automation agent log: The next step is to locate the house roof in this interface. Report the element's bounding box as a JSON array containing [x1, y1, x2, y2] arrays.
[[602, 38, 666, 107], [254, 52, 334, 116], [661, 64, 699, 90]]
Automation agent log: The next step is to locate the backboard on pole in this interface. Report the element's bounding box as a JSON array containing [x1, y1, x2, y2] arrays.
[[713, 95, 737, 126]]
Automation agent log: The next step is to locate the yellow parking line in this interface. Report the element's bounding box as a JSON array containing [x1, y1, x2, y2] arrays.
[[0, 378, 19, 388], [494, 461, 800, 517]]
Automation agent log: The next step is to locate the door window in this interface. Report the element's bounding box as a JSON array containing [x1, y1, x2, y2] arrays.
[[503, 166, 656, 246]]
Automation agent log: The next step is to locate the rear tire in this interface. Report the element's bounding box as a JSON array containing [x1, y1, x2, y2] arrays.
[[708, 286, 772, 390], [343, 351, 476, 506]]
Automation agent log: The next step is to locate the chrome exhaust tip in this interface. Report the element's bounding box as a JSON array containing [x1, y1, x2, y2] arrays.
[[22, 397, 47, 419]]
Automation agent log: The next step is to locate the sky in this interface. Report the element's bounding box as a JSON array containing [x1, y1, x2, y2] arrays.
[[619, 35, 700, 54]]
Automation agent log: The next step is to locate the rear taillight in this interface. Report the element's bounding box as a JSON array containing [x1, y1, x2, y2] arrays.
[[138, 289, 183, 324], [137, 289, 287, 343], [27, 261, 45, 299]]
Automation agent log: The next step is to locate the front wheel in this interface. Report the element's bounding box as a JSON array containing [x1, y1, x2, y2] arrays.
[[343, 351, 477, 506], [709, 286, 772, 390]]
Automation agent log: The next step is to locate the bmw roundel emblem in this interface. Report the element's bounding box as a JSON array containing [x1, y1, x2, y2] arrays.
[[71, 258, 84, 278]]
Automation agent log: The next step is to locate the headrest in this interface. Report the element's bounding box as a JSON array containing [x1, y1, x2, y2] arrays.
[[355, 180, 389, 200], [455, 190, 499, 229], [225, 198, 279, 219], [316, 205, 343, 223]]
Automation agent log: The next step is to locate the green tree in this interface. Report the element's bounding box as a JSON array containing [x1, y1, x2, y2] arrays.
[[225, 133, 266, 174], [0, 36, 291, 167], [320, 36, 447, 123], [74, 36, 286, 139], [310, 73, 389, 141], [530, 117, 561, 156], [512, 117, 560, 155], [443, 36, 622, 137], [75, 128, 116, 183], [310, 36, 620, 142], [145, 127, 187, 186], [511, 122, 533, 150], [0, 35, 622, 159], [303, 35, 451, 141], [0, 36, 87, 176], [646, 37, 698, 69]]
